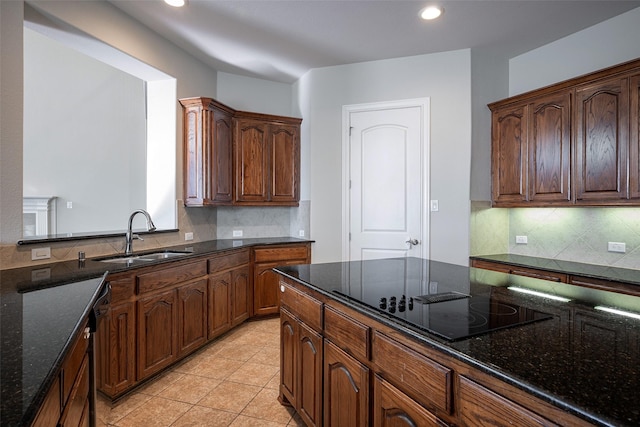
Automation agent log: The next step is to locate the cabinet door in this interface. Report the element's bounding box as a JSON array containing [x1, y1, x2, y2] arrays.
[[324, 340, 370, 427], [269, 123, 300, 203], [373, 375, 445, 427], [208, 271, 231, 339], [280, 308, 297, 407], [208, 106, 233, 203], [528, 92, 572, 204], [96, 302, 136, 397], [230, 266, 251, 327], [630, 74, 640, 199], [235, 119, 269, 202], [137, 289, 178, 380], [183, 104, 206, 206], [253, 262, 282, 316], [575, 76, 629, 203], [177, 279, 208, 357], [298, 322, 323, 427], [491, 103, 529, 205]]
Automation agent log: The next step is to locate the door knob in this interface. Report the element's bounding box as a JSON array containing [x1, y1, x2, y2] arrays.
[[406, 238, 420, 247]]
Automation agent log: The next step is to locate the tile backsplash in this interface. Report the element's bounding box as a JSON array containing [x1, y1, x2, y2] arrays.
[[471, 201, 640, 270]]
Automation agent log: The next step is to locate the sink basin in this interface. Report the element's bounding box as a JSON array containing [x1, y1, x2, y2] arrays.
[[97, 250, 192, 265]]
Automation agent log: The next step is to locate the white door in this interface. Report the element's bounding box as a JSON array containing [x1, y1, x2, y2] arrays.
[[345, 100, 429, 261]]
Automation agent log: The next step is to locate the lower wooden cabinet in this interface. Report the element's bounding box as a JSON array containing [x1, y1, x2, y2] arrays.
[[137, 288, 178, 380], [177, 279, 208, 356], [208, 271, 231, 339], [32, 322, 92, 427], [323, 340, 370, 427], [253, 244, 311, 316], [373, 375, 446, 427], [280, 307, 323, 427], [230, 266, 251, 326]]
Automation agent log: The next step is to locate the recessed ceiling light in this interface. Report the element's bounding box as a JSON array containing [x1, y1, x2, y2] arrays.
[[165, 0, 186, 7], [420, 5, 443, 20]]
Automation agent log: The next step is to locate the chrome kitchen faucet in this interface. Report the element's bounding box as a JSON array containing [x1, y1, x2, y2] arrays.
[[124, 209, 156, 255]]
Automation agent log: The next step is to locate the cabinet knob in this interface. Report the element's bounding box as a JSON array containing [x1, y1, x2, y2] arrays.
[[83, 326, 91, 340], [280, 284, 285, 293]]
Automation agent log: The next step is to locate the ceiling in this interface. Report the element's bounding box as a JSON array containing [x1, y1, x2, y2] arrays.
[[109, 0, 640, 83]]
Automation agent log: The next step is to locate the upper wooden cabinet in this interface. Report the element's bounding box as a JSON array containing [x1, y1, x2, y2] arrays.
[[179, 97, 302, 207], [489, 58, 640, 207]]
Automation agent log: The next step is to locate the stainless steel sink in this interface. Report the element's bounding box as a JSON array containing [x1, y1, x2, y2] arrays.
[[97, 250, 192, 265]]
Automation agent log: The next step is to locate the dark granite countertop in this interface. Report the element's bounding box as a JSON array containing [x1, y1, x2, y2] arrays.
[[471, 253, 640, 286], [275, 258, 640, 427], [0, 237, 310, 426], [0, 274, 107, 426]]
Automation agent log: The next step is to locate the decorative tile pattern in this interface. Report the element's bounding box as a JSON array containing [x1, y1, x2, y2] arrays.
[[470, 201, 640, 270], [96, 318, 301, 427]]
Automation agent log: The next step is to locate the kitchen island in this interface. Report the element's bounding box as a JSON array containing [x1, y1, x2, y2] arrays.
[[274, 257, 640, 426], [0, 273, 108, 426]]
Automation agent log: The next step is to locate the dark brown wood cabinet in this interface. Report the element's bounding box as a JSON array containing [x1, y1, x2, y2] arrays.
[[490, 58, 640, 207], [575, 76, 629, 203], [32, 321, 92, 427], [180, 97, 301, 207], [234, 114, 301, 205], [137, 288, 178, 380], [324, 340, 370, 427], [179, 97, 234, 207], [373, 375, 446, 427], [230, 265, 251, 326], [177, 278, 208, 356], [208, 271, 231, 339], [253, 243, 311, 316]]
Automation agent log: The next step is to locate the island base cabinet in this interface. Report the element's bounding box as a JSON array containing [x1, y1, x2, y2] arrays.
[[279, 308, 323, 427], [324, 340, 370, 427], [458, 376, 560, 427], [373, 375, 447, 427]]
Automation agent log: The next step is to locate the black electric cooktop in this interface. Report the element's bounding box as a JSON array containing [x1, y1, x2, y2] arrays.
[[277, 257, 554, 341]]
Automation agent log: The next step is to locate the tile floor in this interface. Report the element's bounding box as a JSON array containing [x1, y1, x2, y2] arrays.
[[97, 317, 305, 426]]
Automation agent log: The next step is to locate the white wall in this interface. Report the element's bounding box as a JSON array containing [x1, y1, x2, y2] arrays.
[[216, 72, 294, 117], [509, 7, 640, 95], [0, 0, 219, 247], [299, 50, 472, 266]]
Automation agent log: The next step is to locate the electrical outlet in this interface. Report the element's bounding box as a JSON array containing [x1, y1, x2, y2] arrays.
[[299, 230, 305, 237], [233, 230, 243, 237], [31, 247, 51, 260], [516, 235, 528, 244], [66, 201, 73, 209], [184, 232, 194, 241], [608, 242, 626, 253], [430, 200, 439, 212]]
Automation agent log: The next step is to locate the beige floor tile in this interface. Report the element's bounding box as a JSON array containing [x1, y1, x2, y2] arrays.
[[227, 362, 280, 387], [171, 405, 238, 427], [247, 345, 280, 366], [181, 356, 245, 379], [229, 415, 288, 427], [264, 371, 281, 390], [240, 387, 295, 424], [231, 330, 280, 348], [157, 374, 223, 404], [197, 380, 262, 413], [99, 392, 153, 425], [214, 342, 262, 361], [287, 411, 307, 426], [115, 396, 192, 427], [137, 370, 185, 395]]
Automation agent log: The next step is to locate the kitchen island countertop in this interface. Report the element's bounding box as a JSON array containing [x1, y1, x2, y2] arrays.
[[275, 257, 640, 427]]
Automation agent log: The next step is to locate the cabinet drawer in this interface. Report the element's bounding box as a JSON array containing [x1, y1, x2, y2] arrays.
[[137, 260, 207, 294], [569, 275, 640, 297], [254, 245, 309, 263], [458, 376, 559, 427], [372, 331, 453, 414], [324, 305, 370, 361], [208, 249, 249, 273], [280, 283, 323, 331], [510, 266, 566, 282], [106, 273, 135, 303]]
